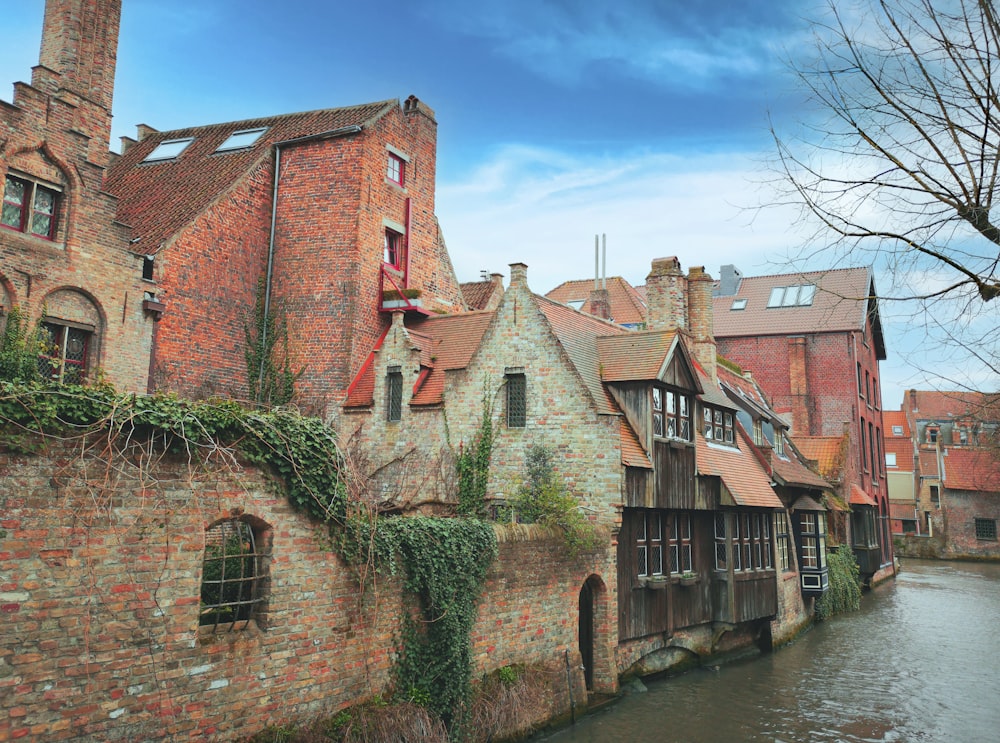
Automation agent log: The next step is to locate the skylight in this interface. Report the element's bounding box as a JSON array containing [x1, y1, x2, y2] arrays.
[[142, 137, 194, 163], [767, 284, 816, 308], [731, 298, 748, 310], [215, 128, 267, 153], [567, 300, 585, 310]]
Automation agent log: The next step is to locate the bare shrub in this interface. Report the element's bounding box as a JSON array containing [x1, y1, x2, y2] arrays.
[[467, 665, 554, 741]]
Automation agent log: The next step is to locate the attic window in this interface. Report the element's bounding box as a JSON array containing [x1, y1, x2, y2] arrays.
[[143, 137, 194, 162], [567, 300, 585, 310], [767, 284, 816, 308], [216, 128, 267, 153], [702, 405, 735, 445], [731, 298, 748, 311], [892, 425, 903, 436]]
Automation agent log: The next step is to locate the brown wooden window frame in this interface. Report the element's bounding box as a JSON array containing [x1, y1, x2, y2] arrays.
[[653, 386, 691, 442]]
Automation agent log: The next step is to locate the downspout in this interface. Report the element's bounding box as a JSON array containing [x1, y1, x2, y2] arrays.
[[259, 124, 363, 394]]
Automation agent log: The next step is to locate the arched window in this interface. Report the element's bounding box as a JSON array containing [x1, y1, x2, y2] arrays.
[[200, 518, 269, 631]]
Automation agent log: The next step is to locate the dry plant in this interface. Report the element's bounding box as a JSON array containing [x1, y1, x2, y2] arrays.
[[466, 665, 555, 741]]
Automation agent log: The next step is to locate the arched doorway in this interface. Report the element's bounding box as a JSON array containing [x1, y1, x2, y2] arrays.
[[578, 576, 600, 691]]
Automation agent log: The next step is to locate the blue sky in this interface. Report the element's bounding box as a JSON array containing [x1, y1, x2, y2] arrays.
[[3, 0, 982, 406]]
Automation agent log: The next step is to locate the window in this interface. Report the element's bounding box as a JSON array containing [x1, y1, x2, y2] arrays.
[[669, 513, 693, 574], [653, 387, 691, 442], [2, 175, 59, 239], [142, 137, 194, 162], [872, 380, 879, 409], [886, 452, 897, 467], [142, 255, 155, 282], [39, 321, 91, 383], [857, 363, 863, 398], [959, 427, 968, 445], [800, 512, 827, 569], [703, 405, 734, 445], [775, 512, 791, 571], [714, 513, 727, 571], [384, 228, 404, 268], [387, 152, 406, 186], [731, 298, 747, 311], [506, 371, 526, 428], [200, 518, 266, 631], [860, 420, 868, 472], [774, 430, 785, 457], [731, 512, 772, 572], [635, 511, 669, 577], [975, 518, 997, 541], [892, 425, 903, 436], [215, 128, 266, 153], [930, 485, 940, 507], [927, 426, 939, 444], [865, 370, 871, 407], [386, 365, 402, 421], [753, 419, 764, 447], [767, 284, 816, 308]]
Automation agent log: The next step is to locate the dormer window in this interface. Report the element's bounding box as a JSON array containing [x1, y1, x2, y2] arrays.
[[702, 405, 735, 445], [774, 430, 785, 456], [767, 284, 816, 308], [653, 386, 691, 442]]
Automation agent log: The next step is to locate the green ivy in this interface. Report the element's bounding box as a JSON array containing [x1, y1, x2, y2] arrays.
[[0, 306, 45, 383], [0, 380, 345, 523], [815, 544, 862, 620], [455, 388, 495, 518], [342, 515, 497, 736], [245, 277, 302, 407]]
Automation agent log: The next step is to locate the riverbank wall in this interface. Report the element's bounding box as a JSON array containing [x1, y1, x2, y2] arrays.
[[0, 442, 617, 741]]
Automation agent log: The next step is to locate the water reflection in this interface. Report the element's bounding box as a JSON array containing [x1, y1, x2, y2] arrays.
[[542, 560, 1000, 743]]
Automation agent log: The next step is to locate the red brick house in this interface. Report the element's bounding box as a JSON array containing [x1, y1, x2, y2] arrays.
[[104, 95, 465, 410], [898, 389, 1000, 557], [712, 265, 894, 582], [1, 0, 156, 390]]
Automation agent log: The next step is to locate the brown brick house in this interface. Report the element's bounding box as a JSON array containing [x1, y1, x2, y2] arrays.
[[1, 0, 155, 390]]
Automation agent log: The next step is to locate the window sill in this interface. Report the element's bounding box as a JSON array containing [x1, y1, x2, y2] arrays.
[[197, 618, 262, 642]]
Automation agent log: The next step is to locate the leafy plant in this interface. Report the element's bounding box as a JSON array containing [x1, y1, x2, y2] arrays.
[[815, 544, 862, 620], [0, 306, 44, 383], [245, 277, 302, 407], [509, 445, 602, 557], [455, 388, 495, 518]]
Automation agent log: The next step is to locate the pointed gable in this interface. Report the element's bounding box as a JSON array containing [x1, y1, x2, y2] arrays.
[[105, 100, 397, 253], [545, 276, 648, 326]]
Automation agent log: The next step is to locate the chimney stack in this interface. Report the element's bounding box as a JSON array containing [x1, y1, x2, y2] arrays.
[[645, 257, 687, 332], [687, 266, 717, 382]]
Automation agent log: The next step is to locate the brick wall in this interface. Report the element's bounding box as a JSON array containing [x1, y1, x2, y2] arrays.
[[0, 439, 612, 741]]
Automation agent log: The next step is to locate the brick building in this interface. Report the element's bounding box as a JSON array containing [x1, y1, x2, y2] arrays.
[[895, 389, 1000, 558], [712, 265, 895, 582], [1, 0, 155, 390]]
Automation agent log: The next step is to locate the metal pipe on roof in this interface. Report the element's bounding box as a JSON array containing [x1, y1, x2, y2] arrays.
[[594, 235, 599, 290], [258, 124, 363, 399], [602, 233, 606, 290]]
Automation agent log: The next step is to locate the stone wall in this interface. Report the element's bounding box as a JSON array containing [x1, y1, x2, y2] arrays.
[[0, 440, 611, 741]]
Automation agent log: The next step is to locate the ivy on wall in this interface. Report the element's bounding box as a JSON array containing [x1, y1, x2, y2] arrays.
[[815, 544, 862, 620]]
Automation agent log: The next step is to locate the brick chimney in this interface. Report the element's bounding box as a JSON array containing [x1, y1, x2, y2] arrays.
[[645, 257, 687, 331], [687, 266, 717, 383], [588, 287, 611, 320], [788, 337, 811, 434], [509, 262, 528, 288]]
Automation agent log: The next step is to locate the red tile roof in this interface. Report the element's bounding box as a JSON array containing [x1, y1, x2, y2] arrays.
[[903, 390, 1000, 421], [596, 331, 679, 382], [105, 100, 397, 254], [460, 278, 504, 311], [713, 267, 884, 357], [918, 450, 940, 477], [883, 410, 910, 436], [407, 311, 495, 406], [696, 429, 783, 508], [884, 436, 914, 469], [533, 294, 626, 415], [795, 435, 847, 481], [942, 448, 1000, 491], [849, 484, 878, 507], [620, 419, 652, 469], [545, 277, 648, 326]]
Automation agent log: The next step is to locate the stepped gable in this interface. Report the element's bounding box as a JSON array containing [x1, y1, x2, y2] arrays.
[[105, 100, 396, 254]]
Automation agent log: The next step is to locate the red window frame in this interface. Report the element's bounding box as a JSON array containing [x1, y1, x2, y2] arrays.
[[384, 229, 404, 268], [2, 175, 58, 239], [387, 153, 405, 186]]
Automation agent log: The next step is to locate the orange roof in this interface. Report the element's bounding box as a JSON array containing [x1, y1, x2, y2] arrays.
[[883, 436, 914, 468], [545, 277, 648, 326], [903, 390, 1000, 421], [533, 294, 626, 415], [620, 419, 652, 469], [942, 448, 1000, 491], [849, 484, 878, 507], [106, 100, 397, 253], [460, 277, 504, 311], [795, 435, 847, 481], [696, 429, 783, 508], [713, 267, 885, 359], [883, 410, 910, 436], [918, 449, 940, 477], [596, 331, 679, 382]]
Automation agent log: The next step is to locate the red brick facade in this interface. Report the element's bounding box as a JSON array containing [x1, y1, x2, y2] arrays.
[[1, 0, 155, 392]]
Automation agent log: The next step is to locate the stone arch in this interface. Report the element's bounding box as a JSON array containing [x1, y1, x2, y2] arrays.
[[38, 287, 105, 382], [577, 572, 616, 695], [4, 141, 79, 245]]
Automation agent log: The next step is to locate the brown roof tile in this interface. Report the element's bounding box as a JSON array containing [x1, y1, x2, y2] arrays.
[[105, 100, 397, 254], [596, 331, 679, 382], [460, 278, 504, 311], [942, 448, 1000, 491], [545, 277, 648, 326], [713, 268, 882, 352], [903, 390, 1000, 421], [849, 484, 878, 506], [918, 449, 939, 477], [796, 435, 847, 481], [621, 419, 652, 468], [696, 429, 783, 508], [883, 410, 910, 436]]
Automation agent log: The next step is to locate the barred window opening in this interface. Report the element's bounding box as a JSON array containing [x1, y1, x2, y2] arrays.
[[386, 366, 403, 422], [200, 519, 265, 631], [506, 372, 526, 428]]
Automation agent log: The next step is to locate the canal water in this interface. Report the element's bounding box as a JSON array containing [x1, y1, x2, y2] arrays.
[[542, 559, 1000, 743]]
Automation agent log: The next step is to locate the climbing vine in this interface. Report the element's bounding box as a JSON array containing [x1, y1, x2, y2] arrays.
[[244, 277, 302, 407], [0, 306, 44, 383], [815, 544, 862, 620], [0, 380, 346, 522], [339, 515, 497, 736], [454, 386, 496, 518]]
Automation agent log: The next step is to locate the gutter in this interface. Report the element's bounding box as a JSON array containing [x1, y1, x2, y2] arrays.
[[258, 124, 363, 395]]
